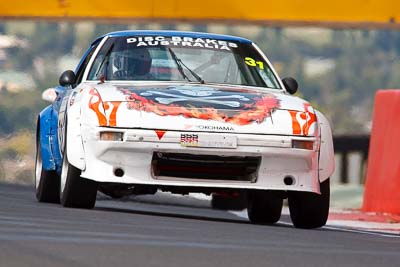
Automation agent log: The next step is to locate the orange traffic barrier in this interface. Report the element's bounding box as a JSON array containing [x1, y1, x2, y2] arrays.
[[363, 90, 400, 214]]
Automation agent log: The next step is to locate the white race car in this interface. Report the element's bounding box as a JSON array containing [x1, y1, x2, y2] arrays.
[[35, 30, 334, 229]]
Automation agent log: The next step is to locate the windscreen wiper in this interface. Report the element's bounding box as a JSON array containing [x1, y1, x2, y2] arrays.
[[168, 48, 205, 84]]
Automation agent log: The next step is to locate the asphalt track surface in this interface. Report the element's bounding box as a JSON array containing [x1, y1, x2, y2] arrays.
[[1, 183, 399, 267]]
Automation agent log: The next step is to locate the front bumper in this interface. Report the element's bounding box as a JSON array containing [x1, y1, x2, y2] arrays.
[[80, 127, 321, 194]]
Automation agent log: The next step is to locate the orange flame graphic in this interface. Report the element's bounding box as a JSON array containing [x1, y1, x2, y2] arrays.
[[289, 103, 317, 135], [121, 89, 279, 126], [89, 88, 121, 127]]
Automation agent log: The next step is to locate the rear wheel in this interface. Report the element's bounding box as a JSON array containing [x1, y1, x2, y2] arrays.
[[60, 147, 97, 209], [288, 179, 330, 229], [35, 131, 60, 203], [247, 190, 283, 224]]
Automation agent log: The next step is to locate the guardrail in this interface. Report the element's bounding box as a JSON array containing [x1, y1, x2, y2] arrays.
[[333, 134, 370, 184]]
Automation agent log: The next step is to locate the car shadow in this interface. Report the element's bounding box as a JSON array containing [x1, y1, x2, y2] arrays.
[[94, 198, 295, 229]]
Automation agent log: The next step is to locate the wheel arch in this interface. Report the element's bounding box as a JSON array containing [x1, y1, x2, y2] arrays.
[[316, 110, 335, 182], [38, 105, 61, 172], [65, 102, 86, 171]]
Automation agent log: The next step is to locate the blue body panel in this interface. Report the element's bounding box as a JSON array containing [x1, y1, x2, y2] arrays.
[[39, 98, 63, 175], [93, 30, 253, 45]]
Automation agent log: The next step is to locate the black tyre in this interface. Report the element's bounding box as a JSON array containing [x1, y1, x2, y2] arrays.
[[288, 178, 330, 229], [211, 193, 247, 211], [60, 148, 98, 209], [247, 190, 283, 224], [35, 129, 60, 203]]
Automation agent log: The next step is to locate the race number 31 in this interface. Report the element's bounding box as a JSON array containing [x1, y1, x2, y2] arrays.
[[245, 57, 264, 70]]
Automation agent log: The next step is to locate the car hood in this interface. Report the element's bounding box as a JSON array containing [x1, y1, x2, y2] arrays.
[[89, 82, 318, 136]]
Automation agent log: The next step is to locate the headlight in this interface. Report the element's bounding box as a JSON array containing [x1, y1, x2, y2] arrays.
[[292, 140, 314, 150], [100, 131, 124, 141]]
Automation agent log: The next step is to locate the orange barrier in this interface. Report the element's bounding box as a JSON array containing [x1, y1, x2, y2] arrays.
[[1, 0, 400, 28], [363, 90, 400, 214]]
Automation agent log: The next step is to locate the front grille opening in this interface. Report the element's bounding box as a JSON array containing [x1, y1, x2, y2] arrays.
[[152, 152, 261, 182]]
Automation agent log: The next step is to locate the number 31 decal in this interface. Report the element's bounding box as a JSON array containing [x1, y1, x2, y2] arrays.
[[245, 57, 264, 70]]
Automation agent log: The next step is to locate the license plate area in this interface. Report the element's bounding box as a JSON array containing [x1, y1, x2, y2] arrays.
[[180, 133, 237, 149]]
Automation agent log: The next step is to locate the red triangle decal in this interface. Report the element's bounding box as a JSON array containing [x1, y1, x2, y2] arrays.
[[155, 130, 166, 140]]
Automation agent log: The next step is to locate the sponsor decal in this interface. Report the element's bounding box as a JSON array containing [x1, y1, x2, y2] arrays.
[[126, 36, 238, 51], [180, 134, 199, 147], [197, 125, 235, 131], [183, 124, 234, 131], [119, 85, 280, 126], [88, 88, 121, 127], [289, 103, 317, 136]]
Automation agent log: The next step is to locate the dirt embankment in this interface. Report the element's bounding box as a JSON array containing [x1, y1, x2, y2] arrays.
[[0, 131, 35, 185]]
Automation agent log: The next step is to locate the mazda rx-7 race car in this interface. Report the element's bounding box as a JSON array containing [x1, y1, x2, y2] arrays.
[[35, 30, 334, 229]]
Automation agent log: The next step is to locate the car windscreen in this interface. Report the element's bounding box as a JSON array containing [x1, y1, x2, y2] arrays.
[[87, 35, 281, 89]]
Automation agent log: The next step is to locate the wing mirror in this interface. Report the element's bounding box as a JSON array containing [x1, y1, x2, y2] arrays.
[[282, 77, 298, 95], [59, 70, 76, 87]]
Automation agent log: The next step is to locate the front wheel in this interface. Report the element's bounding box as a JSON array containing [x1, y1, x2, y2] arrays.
[[288, 178, 330, 229], [60, 150, 97, 209], [247, 190, 283, 224]]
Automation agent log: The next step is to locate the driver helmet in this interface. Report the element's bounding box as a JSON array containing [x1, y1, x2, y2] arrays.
[[119, 48, 152, 76]]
